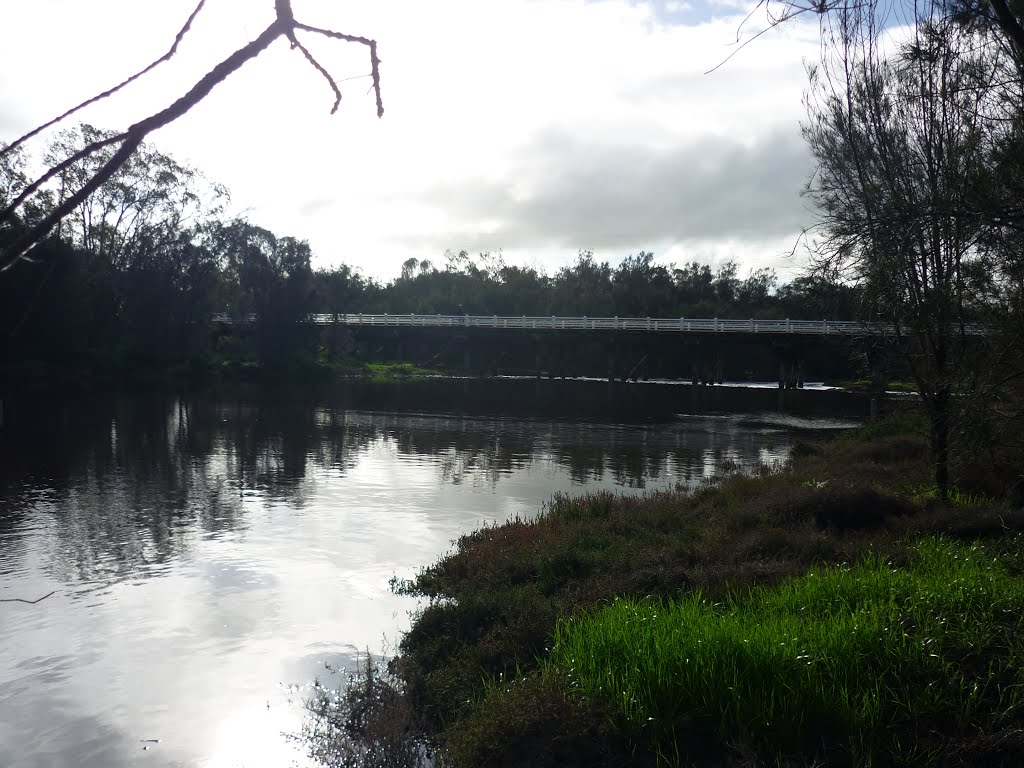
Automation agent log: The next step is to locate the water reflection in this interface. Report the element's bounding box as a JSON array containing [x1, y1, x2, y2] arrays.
[[0, 390, 855, 768]]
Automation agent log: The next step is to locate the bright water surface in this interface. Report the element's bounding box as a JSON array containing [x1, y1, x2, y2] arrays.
[[0, 390, 856, 768]]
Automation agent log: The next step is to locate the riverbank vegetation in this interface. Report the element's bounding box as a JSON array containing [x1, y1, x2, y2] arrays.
[[302, 414, 1024, 766]]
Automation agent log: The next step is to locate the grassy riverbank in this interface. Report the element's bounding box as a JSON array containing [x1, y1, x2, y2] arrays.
[[0, 356, 446, 393], [308, 415, 1024, 767]]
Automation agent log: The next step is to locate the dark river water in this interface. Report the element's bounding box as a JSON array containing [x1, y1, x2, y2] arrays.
[[0, 387, 857, 768]]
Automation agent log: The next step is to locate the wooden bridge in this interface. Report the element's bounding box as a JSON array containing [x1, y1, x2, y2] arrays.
[[208, 313, 986, 385], [212, 313, 906, 336]]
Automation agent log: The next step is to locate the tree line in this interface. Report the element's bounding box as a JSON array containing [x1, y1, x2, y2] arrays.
[[0, 124, 859, 371]]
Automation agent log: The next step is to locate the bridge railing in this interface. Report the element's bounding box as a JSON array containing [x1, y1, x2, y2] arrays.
[[210, 313, 985, 336], [301, 313, 888, 335]]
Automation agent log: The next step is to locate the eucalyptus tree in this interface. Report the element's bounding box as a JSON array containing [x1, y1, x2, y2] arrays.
[[42, 124, 226, 270]]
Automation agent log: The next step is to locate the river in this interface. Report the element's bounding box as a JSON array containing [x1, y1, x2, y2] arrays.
[[0, 385, 857, 767]]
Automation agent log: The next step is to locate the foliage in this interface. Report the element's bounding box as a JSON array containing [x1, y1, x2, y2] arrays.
[[802, 2, 1024, 495], [548, 537, 1024, 763], [42, 124, 225, 267], [302, 654, 431, 768]]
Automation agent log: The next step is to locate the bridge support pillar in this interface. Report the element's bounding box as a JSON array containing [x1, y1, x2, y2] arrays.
[[778, 360, 805, 389], [549, 338, 561, 379], [691, 348, 722, 385], [865, 347, 891, 393]]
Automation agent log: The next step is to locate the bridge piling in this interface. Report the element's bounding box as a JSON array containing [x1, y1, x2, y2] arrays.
[[778, 360, 806, 389]]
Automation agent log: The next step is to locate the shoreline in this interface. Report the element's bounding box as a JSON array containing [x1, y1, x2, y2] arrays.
[[305, 414, 1024, 767], [0, 366, 901, 423]]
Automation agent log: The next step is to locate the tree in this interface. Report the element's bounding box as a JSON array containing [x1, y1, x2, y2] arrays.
[[713, 261, 740, 305], [444, 249, 472, 274], [0, 0, 382, 271], [209, 219, 314, 364], [747, 0, 1023, 69], [776, 274, 860, 319], [43, 124, 225, 268], [673, 262, 716, 308], [737, 267, 778, 310], [802, 4, 1022, 495], [612, 251, 675, 316], [3, 128, 230, 366], [0, 145, 27, 212], [400, 258, 420, 281], [552, 251, 615, 316]]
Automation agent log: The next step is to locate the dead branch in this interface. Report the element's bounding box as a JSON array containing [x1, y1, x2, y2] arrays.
[[289, 36, 344, 114], [295, 25, 384, 118], [0, 0, 208, 159], [0, 590, 56, 605], [0, 0, 383, 271], [705, 0, 814, 74]]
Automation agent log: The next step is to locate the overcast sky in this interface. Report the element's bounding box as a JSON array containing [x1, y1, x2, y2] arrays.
[[0, 0, 825, 282]]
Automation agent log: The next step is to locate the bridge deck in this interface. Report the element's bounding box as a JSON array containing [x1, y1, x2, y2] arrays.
[[212, 313, 894, 336]]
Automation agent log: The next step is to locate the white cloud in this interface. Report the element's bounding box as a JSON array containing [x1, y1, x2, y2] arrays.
[[0, 0, 824, 281], [405, 126, 813, 249]]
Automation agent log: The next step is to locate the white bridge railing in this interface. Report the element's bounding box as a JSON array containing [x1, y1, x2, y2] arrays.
[[211, 312, 912, 335]]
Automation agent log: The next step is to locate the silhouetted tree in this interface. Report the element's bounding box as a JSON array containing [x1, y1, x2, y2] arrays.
[[210, 219, 314, 365], [802, 3, 1023, 495]]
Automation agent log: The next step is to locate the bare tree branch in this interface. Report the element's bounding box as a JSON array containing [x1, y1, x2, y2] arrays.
[[296, 24, 384, 118], [0, 0, 208, 160], [705, 4, 814, 74], [1, 22, 281, 270], [0, 1, 384, 271], [988, 0, 1024, 57], [289, 36, 344, 114]]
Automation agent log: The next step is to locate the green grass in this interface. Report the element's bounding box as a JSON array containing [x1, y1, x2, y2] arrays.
[[838, 411, 929, 444], [833, 379, 919, 394], [546, 537, 1024, 763], [363, 361, 441, 379], [907, 484, 996, 508]]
